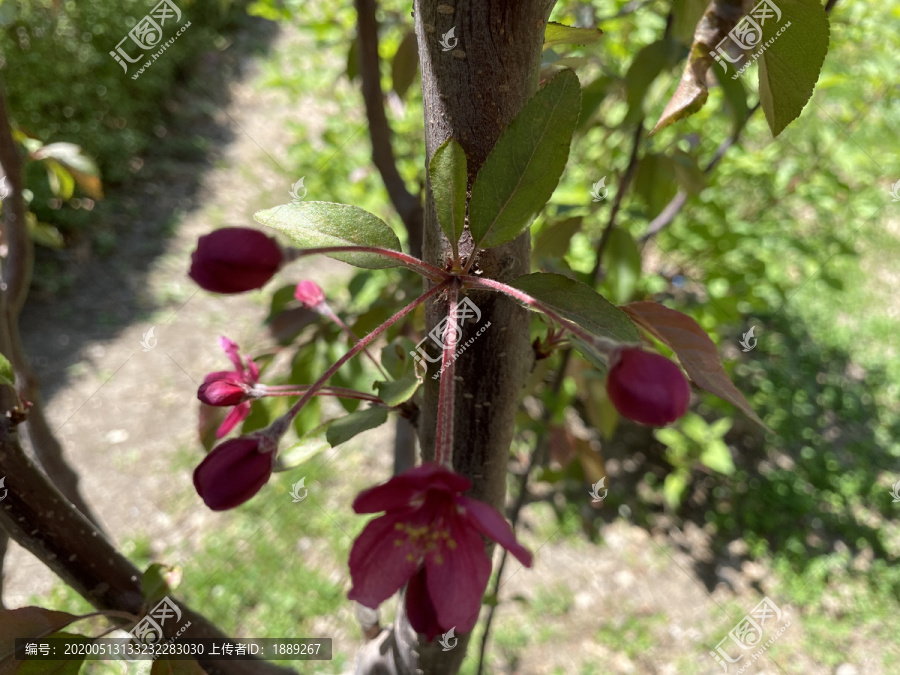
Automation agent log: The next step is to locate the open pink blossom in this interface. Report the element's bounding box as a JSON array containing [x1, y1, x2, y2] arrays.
[[193, 437, 274, 511], [198, 337, 260, 438], [347, 463, 532, 640], [606, 347, 690, 426], [189, 227, 283, 294]]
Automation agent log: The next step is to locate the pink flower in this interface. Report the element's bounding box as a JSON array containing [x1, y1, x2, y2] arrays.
[[198, 337, 260, 438], [606, 347, 690, 426], [347, 463, 533, 640], [189, 227, 283, 294], [193, 437, 274, 511], [294, 280, 326, 310]]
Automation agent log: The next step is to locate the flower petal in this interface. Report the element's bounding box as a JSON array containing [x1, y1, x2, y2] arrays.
[[219, 336, 244, 371], [347, 512, 421, 608], [352, 463, 472, 515], [425, 514, 492, 633], [404, 566, 446, 642], [457, 496, 533, 568], [216, 401, 250, 438]]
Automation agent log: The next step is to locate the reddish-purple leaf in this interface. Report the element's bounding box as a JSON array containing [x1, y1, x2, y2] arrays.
[[622, 301, 769, 430]]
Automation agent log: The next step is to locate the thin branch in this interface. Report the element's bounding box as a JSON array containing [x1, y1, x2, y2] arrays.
[[354, 0, 424, 256], [638, 101, 760, 243], [278, 279, 451, 429], [459, 275, 635, 354], [287, 245, 449, 281], [591, 119, 644, 284], [433, 280, 459, 467], [0, 397, 297, 675]]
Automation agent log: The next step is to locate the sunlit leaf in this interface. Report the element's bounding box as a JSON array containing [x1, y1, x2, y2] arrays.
[[31, 142, 103, 199], [468, 69, 581, 250], [543, 22, 603, 50], [428, 139, 467, 256], [255, 202, 402, 269], [758, 0, 830, 136], [510, 272, 641, 345]]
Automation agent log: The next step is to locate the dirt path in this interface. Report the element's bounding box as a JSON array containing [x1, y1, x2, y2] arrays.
[[5, 20, 348, 607]]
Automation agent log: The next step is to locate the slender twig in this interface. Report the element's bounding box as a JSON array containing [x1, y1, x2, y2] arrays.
[[322, 307, 391, 379], [259, 385, 384, 404], [476, 348, 573, 674], [433, 280, 460, 467], [287, 245, 449, 281], [459, 275, 635, 355], [354, 0, 424, 256], [275, 279, 452, 432], [592, 120, 645, 283]]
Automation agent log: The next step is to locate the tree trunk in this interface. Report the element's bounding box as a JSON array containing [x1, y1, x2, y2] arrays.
[[410, 1, 550, 672]]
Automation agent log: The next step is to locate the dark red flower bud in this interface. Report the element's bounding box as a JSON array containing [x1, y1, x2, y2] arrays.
[[198, 377, 249, 406], [606, 348, 690, 426], [188, 227, 283, 294], [193, 437, 273, 510], [294, 280, 326, 309]]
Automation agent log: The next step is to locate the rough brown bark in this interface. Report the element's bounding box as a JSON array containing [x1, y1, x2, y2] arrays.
[[386, 2, 551, 673]]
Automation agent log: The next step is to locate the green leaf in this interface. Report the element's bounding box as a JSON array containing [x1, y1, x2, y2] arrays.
[[276, 423, 333, 472], [0, 352, 13, 387], [758, 0, 830, 136], [31, 143, 102, 199], [625, 39, 679, 124], [44, 160, 74, 201], [715, 69, 750, 131], [509, 273, 641, 345], [634, 154, 679, 219], [468, 69, 581, 250], [543, 22, 603, 50], [700, 439, 736, 475], [531, 216, 582, 265], [141, 563, 181, 606], [663, 471, 689, 509], [671, 150, 706, 196], [26, 215, 65, 250], [374, 375, 420, 407], [428, 139, 468, 257], [391, 31, 419, 99], [599, 228, 641, 305], [380, 337, 418, 380], [325, 406, 389, 448], [622, 301, 769, 429], [671, 0, 709, 45], [346, 38, 360, 82], [254, 202, 402, 270], [578, 76, 614, 131]]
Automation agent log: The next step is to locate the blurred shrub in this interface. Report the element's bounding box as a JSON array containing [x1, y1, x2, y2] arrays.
[[0, 0, 246, 241]]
